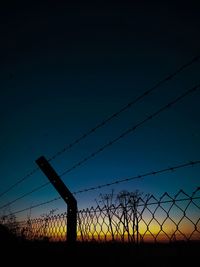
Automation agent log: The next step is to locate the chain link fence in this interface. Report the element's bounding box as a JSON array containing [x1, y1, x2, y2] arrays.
[[18, 188, 200, 242]]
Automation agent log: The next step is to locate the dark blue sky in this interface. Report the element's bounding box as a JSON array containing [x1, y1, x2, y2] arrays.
[[0, 1, 200, 219]]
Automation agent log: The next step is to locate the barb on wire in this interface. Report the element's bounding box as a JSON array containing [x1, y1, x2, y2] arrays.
[[0, 55, 199, 199]]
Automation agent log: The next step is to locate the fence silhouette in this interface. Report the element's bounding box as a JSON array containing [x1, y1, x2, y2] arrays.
[[18, 187, 200, 243]]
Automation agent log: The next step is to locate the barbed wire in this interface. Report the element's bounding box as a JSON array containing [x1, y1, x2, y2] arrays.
[[10, 197, 61, 216], [0, 182, 49, 210], [73, 160, 200, 194], [17, 193, 200, 217], [60, 84, 200, 177], [48, 55, 200, 162], [80, 195, 200, 213], [0, 56, 199, 199], [1, 83, 200, 210], [8, 160, 200, 215], [0, 168, 39, 199], [1, 80, 200, 211]]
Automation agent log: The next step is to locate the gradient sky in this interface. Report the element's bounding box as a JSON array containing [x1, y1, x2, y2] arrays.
[[0, 1, 200, 219]]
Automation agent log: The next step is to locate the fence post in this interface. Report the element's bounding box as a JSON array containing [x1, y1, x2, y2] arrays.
[[36, 156, 77, 244]]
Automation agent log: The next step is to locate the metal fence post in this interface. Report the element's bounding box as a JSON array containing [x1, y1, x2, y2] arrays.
[[36, 156, 77, 244]]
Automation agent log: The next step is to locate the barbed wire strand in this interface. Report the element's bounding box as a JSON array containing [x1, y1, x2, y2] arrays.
[[0, 182, 49, 210], [0, 56, 199, 199], [60, 84, 200, 177], [48, 55, 200, 162], [0, 168, 38, 199], [73, 160, 200, 194], [8, 160, 200, 215], [1, 84, 200, 209], [10, 194, 200, 216], [81, 195, 200, 213]]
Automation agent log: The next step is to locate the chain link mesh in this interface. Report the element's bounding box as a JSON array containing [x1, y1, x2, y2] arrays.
[[19, 188, 200, 242]]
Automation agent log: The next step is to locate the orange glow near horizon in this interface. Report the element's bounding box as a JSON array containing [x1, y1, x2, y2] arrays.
[[24, 216, 200, 242]]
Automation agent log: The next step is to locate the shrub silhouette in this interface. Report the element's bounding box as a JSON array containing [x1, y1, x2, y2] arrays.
[[0, 223, 17, 243]]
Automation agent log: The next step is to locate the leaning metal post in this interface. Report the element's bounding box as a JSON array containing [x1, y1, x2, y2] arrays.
[[36, 156, 77, 244]]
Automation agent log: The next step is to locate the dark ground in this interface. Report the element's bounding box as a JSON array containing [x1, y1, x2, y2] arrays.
[[1, 240, 199, 266], [0, 224, 198, 266]]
